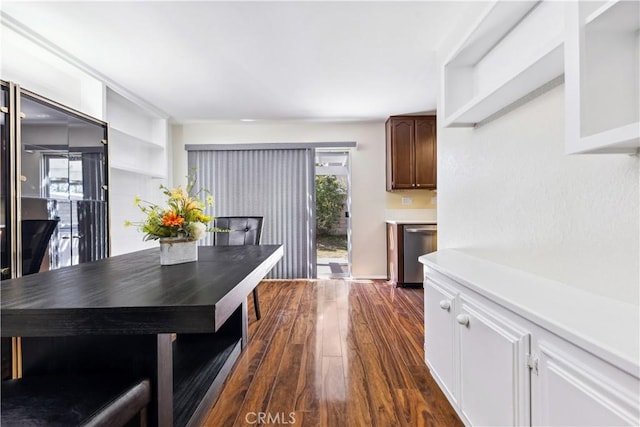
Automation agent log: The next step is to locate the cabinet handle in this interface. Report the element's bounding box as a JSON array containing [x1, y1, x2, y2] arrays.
[[439, 300, 451, 311], [456, 314, 470, 326]]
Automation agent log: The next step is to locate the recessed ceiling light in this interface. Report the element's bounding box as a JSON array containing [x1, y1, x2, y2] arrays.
[[240, 119, 256, 122]]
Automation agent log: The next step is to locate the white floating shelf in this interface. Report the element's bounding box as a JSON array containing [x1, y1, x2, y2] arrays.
[[565, 0, 640, 154], [111, 163, 166, 179], [109, 127, 164, 150], [444, 41, 563, 126], [442, 1, 565, 128], [571, 122, 640, 154], [586, 0, 639, 31]]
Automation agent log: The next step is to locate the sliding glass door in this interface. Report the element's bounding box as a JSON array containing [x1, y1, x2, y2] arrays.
[[188, 147, 316, 279]]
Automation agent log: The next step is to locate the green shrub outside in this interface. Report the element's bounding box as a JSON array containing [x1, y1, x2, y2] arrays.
[[316, 175, 346, 236]]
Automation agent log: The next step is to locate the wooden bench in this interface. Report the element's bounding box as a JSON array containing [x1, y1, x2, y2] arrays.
[[1, 374, 151, 426]]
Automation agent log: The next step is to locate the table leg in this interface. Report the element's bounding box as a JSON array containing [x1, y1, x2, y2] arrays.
[[241, 299, 248, 349], [156, 334, 173, 427]]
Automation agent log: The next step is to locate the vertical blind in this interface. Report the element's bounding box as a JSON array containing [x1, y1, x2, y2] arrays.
[[188, 148, 316, 279]]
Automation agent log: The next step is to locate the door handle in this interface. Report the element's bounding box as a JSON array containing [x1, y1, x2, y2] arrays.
[[439, 300, 451, 311]]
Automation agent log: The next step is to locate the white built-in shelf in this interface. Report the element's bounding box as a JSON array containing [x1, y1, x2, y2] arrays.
[[442, 1, 565, 127], [586, 0, 639, 31], [109, 127, 164, 150], [110, 163, 166, 179], [106, 87, 168, 178], [565, 0, 640, 154]]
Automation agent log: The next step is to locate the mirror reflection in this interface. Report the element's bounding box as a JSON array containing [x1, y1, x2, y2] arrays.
[[0, 84, 9, 278], [19, 94, 108, 274]]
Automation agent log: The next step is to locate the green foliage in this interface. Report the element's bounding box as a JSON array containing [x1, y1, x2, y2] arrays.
[[316, 175, 346, 236]]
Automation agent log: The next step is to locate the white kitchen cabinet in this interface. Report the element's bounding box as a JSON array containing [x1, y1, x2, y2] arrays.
[[421, 249, 640, 427], [533, 336, 639, 426], [457, 294, 530, 426], [424, 279, 457, 401], [425, 273, 531, 426]]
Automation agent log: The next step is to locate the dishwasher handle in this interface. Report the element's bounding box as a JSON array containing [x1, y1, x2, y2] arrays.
[[405, 225, 437, 234]]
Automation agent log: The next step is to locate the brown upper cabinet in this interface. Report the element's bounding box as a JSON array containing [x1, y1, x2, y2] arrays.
[[385, 115, 437, 190]]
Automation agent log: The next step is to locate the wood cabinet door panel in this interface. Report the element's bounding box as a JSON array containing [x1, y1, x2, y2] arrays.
[[386, 115, 436, 190], [414, 117, 437, 188], [389, 119, 414, 189]]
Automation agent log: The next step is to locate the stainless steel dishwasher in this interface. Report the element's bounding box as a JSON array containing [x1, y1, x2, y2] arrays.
[[403, 225, 437, 284]]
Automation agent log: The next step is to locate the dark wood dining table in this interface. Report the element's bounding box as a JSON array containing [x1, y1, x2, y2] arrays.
[[1, 244, 283, 427]]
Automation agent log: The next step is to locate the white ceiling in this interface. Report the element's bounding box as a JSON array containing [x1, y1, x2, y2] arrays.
[[1, 1, 486, 123]]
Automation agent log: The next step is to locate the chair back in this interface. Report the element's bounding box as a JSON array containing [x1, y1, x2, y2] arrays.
[[213, 217, 263, 246], [21, 219, 59, 276]]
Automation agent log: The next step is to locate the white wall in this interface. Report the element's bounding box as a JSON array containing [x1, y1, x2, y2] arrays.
[[109, 170, 162, 255], [1, 24, 104, 119], [437, 84, 639, 304], [171, 121, 388, 278]]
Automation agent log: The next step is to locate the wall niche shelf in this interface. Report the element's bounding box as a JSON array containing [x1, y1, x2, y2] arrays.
[[109, 127, 164, 150], [565, 0, 640, 154], [110, 163, 166, 180], [442, 1, 565, 128], [106, 87, 168, 178]]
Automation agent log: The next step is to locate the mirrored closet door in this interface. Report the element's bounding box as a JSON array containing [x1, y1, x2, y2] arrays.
[[1, 81, 109, 279]]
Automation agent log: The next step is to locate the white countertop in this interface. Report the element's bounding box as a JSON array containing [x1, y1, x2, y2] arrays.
[[386, 220, 437, 225], [420, 249, 640, 378], [384, 208, 436, 224]]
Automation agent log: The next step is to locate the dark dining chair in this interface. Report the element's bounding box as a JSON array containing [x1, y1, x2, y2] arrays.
[[1, 375, 151, 427], [21, 219, 59, 276], [213, 217, 264, 320]]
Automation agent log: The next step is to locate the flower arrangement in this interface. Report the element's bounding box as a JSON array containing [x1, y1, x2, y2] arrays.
[[126, 175, 214, 242]]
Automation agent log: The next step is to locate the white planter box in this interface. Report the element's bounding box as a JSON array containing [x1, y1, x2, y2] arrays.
[[159, 238, 198, 265]]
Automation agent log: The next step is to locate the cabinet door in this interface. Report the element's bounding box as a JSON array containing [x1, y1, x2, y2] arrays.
[[414, 117, 437, 189], [424, 279, 457, 401], [533, 339, 639, 426], [388, 118, 414, 189], [457, 295, 531, 426]]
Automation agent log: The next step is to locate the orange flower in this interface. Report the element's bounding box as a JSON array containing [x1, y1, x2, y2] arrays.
[[162, 212, 184, 227]]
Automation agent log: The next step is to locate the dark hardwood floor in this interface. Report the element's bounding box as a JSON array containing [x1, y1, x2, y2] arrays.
[[203, 280, 462, 427]]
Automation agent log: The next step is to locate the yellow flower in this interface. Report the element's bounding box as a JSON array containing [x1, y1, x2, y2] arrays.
[[185, 199, 198, 211], [124, 220, 132, 227], [171, 189, 186, 199], [134, 196, 142, 206]]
